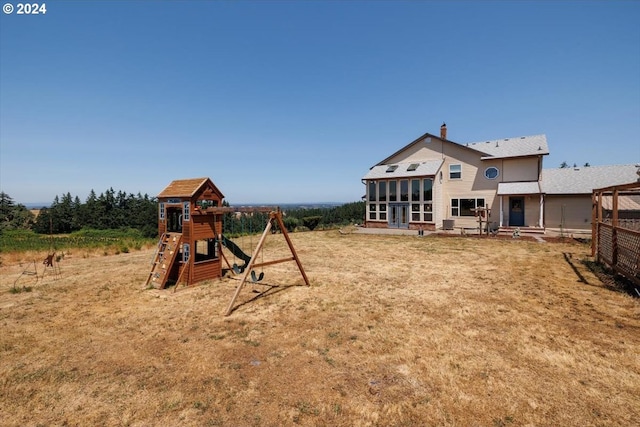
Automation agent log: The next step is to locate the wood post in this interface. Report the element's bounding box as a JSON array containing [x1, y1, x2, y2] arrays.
[[224, 209, 310, 316]]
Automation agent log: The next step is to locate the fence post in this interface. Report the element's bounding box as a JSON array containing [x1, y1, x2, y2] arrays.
[[591, 192, 597, 257], [611, 189, 619, 268]]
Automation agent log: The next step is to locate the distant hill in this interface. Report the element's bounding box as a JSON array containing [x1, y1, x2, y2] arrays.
[[24, 203, 51, 209], [22, 201, 347, 210]]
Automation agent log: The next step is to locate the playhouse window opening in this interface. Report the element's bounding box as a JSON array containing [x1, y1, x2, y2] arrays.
[[166, 207, 183, 233], [194, 238, 218, 263], [196, 199, 219, 209]]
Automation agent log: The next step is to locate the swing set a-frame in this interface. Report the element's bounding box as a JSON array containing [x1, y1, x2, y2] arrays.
[[13, 221, 62, 289], [145, 177, 309, 316], [221, 208, 309, 316]]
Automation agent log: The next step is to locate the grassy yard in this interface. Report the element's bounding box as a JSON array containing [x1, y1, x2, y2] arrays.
[[0, 231, 638, 426]]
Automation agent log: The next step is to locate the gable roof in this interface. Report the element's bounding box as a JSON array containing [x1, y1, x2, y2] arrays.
[[541, 165, 639, 195], [157, 177, 225, 199], [372, 132, 548, 169], [465, 134, 549, 159], [363, 159, 444, 180], [374, 132, 448, 166]]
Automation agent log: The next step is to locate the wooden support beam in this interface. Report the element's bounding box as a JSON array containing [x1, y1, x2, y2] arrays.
[[202, 206, 277, 214], [224, 209, 310, 316], [273, 210, 310, 288], [224, 217, 274, 315]]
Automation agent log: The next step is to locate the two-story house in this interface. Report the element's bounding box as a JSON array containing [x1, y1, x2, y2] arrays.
[[363, 124, 548, 232], [362, 124, 639, 233]]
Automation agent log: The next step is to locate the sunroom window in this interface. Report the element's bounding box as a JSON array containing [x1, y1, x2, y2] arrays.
[[389, 181, 397, 201], [411, 179, 420, 201], [400, 180, 409, 202], [378, 181, 387, 201], [423, 179, 433, 201]]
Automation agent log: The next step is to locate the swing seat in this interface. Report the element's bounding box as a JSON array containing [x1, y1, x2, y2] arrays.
[[250, 270, 264, 283], [233, 263, 245, 274], [43, 254, 55, 267]]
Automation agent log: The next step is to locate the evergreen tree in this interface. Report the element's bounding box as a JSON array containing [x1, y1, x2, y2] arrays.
[[0, 192, 35, 231]]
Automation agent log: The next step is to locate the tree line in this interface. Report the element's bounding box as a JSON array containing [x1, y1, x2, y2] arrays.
[[1, 190, 366, 236], [282, 201, 365, 231], [0, 189, 158, 237]]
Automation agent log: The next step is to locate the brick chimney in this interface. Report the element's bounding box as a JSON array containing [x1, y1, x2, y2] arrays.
[[440, 122, 447, 140]]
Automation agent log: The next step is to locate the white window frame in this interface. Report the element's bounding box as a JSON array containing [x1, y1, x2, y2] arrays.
[[182, 243, 190, 263], [183, 201, 190, 221], [449, 164, 462, 180], [450, 198, 485, 217]]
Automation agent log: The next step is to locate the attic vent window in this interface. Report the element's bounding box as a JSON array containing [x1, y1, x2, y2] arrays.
[[386, 165, 398, 173], [407, 163, 419, 171]]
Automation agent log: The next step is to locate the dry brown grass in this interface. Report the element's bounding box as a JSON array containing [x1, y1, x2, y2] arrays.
[[1, 231, 638, 426]]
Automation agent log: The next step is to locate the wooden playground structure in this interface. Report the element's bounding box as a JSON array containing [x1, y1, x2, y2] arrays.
[[144, 177, 309, 315]]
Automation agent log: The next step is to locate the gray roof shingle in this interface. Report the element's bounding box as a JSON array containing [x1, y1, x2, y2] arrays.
[[363, 159, 444, 180], [541, 164, 639, 194], [465, 134, 549, 159], [497, 181, 541, 195]]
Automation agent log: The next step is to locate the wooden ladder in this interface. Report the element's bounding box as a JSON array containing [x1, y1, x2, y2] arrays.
[[144, 232, 182, 289]]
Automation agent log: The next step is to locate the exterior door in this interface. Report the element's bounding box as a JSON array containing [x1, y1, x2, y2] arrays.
[[389, 203, 409, 228], [509, 197, 525, 226]]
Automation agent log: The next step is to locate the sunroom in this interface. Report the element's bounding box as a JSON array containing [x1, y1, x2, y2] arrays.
[[363, 159, 443, 230]]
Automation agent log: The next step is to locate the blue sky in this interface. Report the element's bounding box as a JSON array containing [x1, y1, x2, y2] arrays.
[[1, 1, 639, 205]]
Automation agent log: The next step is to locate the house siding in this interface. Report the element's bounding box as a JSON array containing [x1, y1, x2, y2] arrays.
[[502, 157, 540, 182], [545, 195, 592, 230], [440, 146, 500, 229]]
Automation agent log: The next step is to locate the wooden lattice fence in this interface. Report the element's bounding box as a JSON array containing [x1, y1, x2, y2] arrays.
[[592, 181, 640, 290]]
